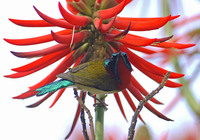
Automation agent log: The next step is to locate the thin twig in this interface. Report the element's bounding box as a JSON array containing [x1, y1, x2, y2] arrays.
[[73, 88, 95, 140], [79, 91, 89, 140], [127, 71, 171, 140]]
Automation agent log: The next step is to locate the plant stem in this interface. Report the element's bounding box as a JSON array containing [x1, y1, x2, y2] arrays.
[[95, 94, 106, 140]]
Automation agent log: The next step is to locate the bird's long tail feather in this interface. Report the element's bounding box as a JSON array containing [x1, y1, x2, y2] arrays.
[[36, 79, 74, 96]]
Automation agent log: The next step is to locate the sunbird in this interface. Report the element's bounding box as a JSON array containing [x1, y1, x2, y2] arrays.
[[35, 52, 132, 96]]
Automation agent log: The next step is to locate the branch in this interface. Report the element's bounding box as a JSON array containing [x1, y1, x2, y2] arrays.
[[73, 88, 95, 140], [127, 71, 171, 140], [80, 91, 89, 140]]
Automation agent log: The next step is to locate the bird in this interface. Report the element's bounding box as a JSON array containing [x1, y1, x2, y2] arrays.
[[35, 52, 133, 96]]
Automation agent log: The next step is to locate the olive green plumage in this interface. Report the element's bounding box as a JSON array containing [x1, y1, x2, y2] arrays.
[[36, 59, 118, 96], [57, 59, 119, 94]]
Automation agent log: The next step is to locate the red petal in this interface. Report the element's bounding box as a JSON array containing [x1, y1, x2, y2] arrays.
[[33, 6, 78, 29], [5, 50, 70, 78], [13, 90, 38, 99], [116, 15, 179, 21], [127, 84, 172, 121], [49, 88, 66, 108], [152, 42, 195, 49], [123, 44, 157, 54], [66, 2, 79, 15], [130, 76, 163, 104], [51, 30, 90, 44], [5, 69, 40, 78], [12, 49, 70, 72], [94, 18, 102, 30], [169, 15, 180, 21], [154, 35, 174, 44], [28, 50, 75, 90], [114, 93, 127, 121], [111, 29, 157, 46], [119, 33, 157, 46], [122, 90, 144, 123], [115, 0, 132, 5], [26, 92, 55, 107], [9, 18, 53, 27], [4, 30, 71, 46], [96, 0, 127, 19], [105, 24, 130, 41], [58, 2, 91, 26], [11, 44, 69, 58], [100, 16, 116, 33], [114, 15, 172, 31], [119, 46, 184, 78]]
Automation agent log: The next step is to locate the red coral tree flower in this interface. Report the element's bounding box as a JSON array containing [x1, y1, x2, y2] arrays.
[[4, 0, 195, 138]]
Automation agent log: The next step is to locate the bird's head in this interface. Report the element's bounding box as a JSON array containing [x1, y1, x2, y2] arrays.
[[104, 52, 132, 85]]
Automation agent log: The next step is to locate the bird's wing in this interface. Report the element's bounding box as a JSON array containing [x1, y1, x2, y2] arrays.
[[57, 62, 91, 82]]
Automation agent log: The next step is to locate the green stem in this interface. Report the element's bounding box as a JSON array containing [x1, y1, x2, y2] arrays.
[[161, 0, 173, 35], [95, 94, 106, 140], [172, 56, 200, 117]]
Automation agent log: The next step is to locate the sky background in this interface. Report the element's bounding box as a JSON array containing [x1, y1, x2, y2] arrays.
[[1, 0, 200, 140]]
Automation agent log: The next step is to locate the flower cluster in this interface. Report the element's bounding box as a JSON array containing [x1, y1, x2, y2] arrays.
[[4, 0, 195, 138]]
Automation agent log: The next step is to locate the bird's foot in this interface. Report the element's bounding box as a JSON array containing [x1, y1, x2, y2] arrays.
[[93, 102, 108, 111], [88, 93, 108, 111]]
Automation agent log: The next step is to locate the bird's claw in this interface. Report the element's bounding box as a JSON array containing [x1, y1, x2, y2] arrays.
[[93, 102, 108, 111], [88, 92, 108, 110]]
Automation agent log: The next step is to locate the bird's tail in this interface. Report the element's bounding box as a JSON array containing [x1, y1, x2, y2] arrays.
[[36, 79, 74, 96]]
